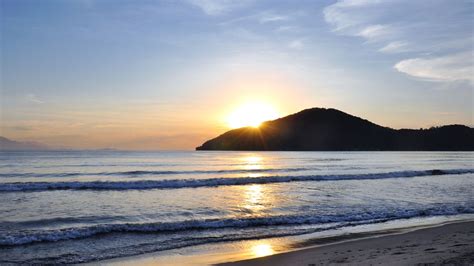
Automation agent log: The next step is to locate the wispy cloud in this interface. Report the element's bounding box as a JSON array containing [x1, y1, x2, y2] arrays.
[[357, 24, 393, 41], [394, 52, 474, 83], [324, 1, 398, 44], [274, 25, 298, 33], [26, 94, 44, 104], [323, 0, 474, 85], [258, 11, 288, 23], [219, 10, 299, 26], [289, 39, 304, 49], [187, 0, 253, 15], [4, 126, 33, 132], [379, 41, 409, 53], [323, 0, 382, 32]]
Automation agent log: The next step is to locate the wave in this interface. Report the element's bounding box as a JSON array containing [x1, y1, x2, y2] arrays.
[[0, 167, 310, 178], [0, 159, 347, 169], [0, 215, 123, 227], [0, 168, 472, 192], [1, 205, 472, 246]]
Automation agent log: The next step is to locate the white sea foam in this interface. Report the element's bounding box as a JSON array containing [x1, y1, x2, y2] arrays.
[[1, 205, 472, 246], [0, 167, 310, 178], [0, 168, 472, 192]]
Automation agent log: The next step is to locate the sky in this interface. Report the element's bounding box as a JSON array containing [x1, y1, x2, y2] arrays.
[[1, 0, 473, 150]]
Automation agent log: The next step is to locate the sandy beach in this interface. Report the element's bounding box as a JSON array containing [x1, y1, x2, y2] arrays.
[[221, 221, 474, 266]]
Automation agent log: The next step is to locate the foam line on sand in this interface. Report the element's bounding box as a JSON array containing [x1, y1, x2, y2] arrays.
[[220, 221, 474, 266]]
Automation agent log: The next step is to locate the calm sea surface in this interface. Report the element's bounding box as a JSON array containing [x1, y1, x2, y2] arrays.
[[0, 151, 473, 264]]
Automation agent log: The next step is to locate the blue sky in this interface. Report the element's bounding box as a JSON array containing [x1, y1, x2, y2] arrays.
[[1, 0, 473, 149]]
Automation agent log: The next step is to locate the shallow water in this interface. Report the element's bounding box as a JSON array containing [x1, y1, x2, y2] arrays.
[[0, 151, 473, 264]]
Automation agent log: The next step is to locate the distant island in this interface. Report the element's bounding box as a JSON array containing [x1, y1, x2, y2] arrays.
[[196, 108, 474, 151], [0, 136, 50, 151]]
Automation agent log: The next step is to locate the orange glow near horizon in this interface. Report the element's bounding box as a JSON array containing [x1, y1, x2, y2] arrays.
[[226, 102, 280, 129]]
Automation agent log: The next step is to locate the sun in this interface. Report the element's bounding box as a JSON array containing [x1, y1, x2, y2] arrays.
[[227, 102, 279, 129]]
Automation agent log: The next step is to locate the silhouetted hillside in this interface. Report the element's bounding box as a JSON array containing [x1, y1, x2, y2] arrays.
[[196, 108, 474, 151]]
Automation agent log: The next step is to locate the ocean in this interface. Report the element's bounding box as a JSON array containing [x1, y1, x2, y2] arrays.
[[0, 151, 473, 264]]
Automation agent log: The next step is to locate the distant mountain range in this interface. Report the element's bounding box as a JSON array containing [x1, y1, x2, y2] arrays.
[[196, 108, 474, 151], [0, 136, 50, 151]]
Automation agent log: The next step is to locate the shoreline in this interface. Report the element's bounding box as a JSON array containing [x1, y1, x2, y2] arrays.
[[220, 220, 474, 266], [98, 216, 474, 266]]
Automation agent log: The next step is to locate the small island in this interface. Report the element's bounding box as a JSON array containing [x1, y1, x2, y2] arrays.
[[196, 108, 474, 151]]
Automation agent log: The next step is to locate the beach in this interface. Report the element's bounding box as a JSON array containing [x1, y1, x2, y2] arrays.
[[222, 221, 474, 266]]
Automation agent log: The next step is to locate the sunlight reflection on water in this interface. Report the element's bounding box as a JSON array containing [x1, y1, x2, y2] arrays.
[[241, 155, 264, 170], [242, 184, 264, 212]]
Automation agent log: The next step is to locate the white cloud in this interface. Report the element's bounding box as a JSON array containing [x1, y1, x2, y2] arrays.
[[188, 0, 252, 15], [289, 39, 304, 49], [357, 24, 392, 41], [259, 12, 288, 23], [379, 41, 409, 53], [324, 1, 396, 43], [394, 52, 474, 83], [26, 94, 44, 104], [275, 25, 298, 33], [220, 10, 301, 26], [323, 0, 474, 85], [323, 0, 382, 32]]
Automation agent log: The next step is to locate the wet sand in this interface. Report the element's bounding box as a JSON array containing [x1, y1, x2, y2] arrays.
[[220, 221, 474, 266]]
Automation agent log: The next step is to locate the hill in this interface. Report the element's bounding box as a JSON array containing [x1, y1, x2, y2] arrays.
[[0, 136, 50, 151], [196, 108, 474, 151]]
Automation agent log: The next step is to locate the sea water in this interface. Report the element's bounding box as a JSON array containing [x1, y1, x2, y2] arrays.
[[0, 151, 473, 263]]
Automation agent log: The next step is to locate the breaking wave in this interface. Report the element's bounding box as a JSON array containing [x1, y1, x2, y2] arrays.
[[1, 205, 472, 246], [0, 167, 310, 178], [0, 168, 472, 192]]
